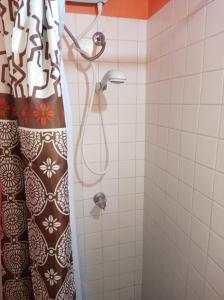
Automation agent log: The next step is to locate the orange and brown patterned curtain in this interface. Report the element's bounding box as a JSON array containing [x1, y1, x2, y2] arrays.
[[0, 1, 75, 299]]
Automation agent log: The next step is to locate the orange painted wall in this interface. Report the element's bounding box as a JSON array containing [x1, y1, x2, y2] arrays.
[[66, 0, 170, 20], [148, 0, 170, 18]]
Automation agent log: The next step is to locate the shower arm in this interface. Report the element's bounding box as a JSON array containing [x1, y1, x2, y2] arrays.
[[64, 25, 106, 61], [64, 0, 106, 61]]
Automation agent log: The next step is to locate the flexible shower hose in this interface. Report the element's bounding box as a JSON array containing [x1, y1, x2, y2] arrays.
[[64, 2, 109, 175], [80, 62, 109, 175]]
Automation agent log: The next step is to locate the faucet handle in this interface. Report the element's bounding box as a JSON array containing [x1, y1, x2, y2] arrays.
[[93, 192, 107, 210]]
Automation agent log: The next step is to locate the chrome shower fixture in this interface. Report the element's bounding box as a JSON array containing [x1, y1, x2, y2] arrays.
[[93, 32, 106, 47], [93, 193, 107, 210], [96, 70, 126, 93]]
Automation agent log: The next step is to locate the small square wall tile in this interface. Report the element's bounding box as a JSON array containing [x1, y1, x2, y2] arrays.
[[118, 18, 138, 41], [179, 157, 195, 187], [178, 181, 193, 211], [176, 204, 191, 235], [119, 124, 136, 142], [85, 233, 102, 250], [118, 40, 138, 63], [208, 231, 224, 270], [102, 230, 119, 247], [191, 217, 210, 252], [102, 246, 119, 263], [119, 243, 135, 259], [119, 105, 137, 124], [169, 105, 182, 130], [192, 190, 212, 226], [186, 42, 204, 75], [190, 241, 207, 275], [182, 105, 199, 133], [172, 21, 188, 51], [196, 135, 217, 168], [120, 258, 135, 274], [183, 74, 201, 104], [103, 275, 119, 292], [86, 264, 103, 281], [173, 0, 188, 23], [118, 194, 135, 212], [206, 258, 224, 298], [119, 272, 134, 289], [84, 216, 102, 234], [187, 6, 206, 44], [185, 287, 200, 300], [198, 105, 221, 138], [204, 33, 224, 71], [172, 48, 186, 77], [201, 71, 224, 104], [204, 282, 222, 300], [98, 16, 118, 40], [171, 78, 184, 104], [168, 129, 181, 154], [103, 291, 119, 300], [194, 164, 214, 198], [102, 213, 119, 231], [119, 160, 135, 178], [206, 0, 224, 37], [187, 265, 204, 299], [181, 132, 197, 160], [103, 261, 119, 277], [216, 140, 224, 174], [119, 286, 135, 300], [219, 106, 224, 139], [138, 20, 147, 41], [188, 0, 206, 15], [211, 203, 224, 239], [213, 172, 224, 208]]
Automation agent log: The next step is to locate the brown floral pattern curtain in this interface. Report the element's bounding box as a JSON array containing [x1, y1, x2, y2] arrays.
[[0, 1, 75, 299]]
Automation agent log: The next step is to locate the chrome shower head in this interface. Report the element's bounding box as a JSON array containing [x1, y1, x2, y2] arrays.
[[96, 70, 126, 93]]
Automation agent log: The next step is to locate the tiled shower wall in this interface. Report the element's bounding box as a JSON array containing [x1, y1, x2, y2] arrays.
[[63, 14, 147, 300], [144, 0, 224, 300]]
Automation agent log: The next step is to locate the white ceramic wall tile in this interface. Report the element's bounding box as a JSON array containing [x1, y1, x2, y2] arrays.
[[208, 231, 224, 270], [198, 105, 221, 137], [213, 171, 224, 208], [144, 1, 224, 299], [204, 33, 224, 71], [206, 0, 224, 37], [206, 258, 224, 298], [211, 203, 224, 239], [183, 74, 201, 104], [187, 7, 206, 45], [192, 190, 212, 226], [216, 140, 224, 173], [64, 2, 224, 298], [64, 13, 145, 300], [185, 42, 204, 75], [190, 241, 207, 275], [204, 282, 222, 300], [201, 71, 224, 104], [196, 135, 217, 168]]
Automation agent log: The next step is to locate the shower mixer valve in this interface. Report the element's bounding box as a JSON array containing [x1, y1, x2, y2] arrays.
[[93, 193, 107, 210], [93, 32, 106, 46]]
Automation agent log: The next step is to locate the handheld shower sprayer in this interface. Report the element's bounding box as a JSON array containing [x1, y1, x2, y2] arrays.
[[81, 69, 126, 176], [96, 70, 127, 93]]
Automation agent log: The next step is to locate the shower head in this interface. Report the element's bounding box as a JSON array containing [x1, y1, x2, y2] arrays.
[[96, 70, 126, 93]]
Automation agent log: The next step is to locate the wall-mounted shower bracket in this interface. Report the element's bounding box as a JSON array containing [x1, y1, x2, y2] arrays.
[[67, 0, 107, 4]]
